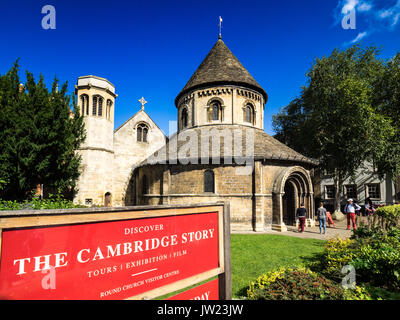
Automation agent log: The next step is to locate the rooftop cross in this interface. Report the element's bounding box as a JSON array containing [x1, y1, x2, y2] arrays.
[[218, 16, 223, 39], [138, 97, 147, 110]]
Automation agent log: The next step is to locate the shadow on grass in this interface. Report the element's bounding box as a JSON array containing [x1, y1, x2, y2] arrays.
[[236, 285, 250, 298]]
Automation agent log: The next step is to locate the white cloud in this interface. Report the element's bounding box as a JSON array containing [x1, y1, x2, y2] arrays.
[[377, 0, 400, 27], [393, 13, 400, 26], [350, 31, 368, 43], [340, 0, 372, 13], [358, 2, 372, 12], [342, 0, 359, 13], [336, 0, 400, 45], [379, 10, 393, 19]]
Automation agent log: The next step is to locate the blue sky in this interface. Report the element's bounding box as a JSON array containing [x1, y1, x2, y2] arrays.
[[0, 0, 399, 136]]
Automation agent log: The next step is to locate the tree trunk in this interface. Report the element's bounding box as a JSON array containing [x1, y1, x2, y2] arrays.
[[332, 175, 346, 221], [333, 176, 342, 212]]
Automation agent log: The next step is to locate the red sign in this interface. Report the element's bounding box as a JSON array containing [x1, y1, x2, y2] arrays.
[[167, 279, 219, 300], [0, 212, 219, 300]]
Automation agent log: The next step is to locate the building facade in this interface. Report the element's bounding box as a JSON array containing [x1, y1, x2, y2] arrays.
[[74, 38, 318, 232], [73, 76, 166, 207], [132, 38, 317, 232], [317, 164, 398, 212]]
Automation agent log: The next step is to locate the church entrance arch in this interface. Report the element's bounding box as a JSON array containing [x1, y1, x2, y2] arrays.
[[272, 166, 314, 230], [104, 192, 112, 207], [283, 180, 296, 226]]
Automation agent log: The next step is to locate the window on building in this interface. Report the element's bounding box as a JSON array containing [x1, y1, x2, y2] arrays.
[[137, 123, 149, 142], [212, 102, 220, 121], [345, 185, 357, 200], [85, 199, 93, 206], [80, 94, 89, 115], [208, 101, 222, 122], [92, 95, 104, 116], [366, 183, 381, 199], [181, 108, 188, 129], [204, 170, 215, 193], [92, 96, 97, 115], [325, 185, 335, 199], [244, 103, 254, 124], [98, 96, 103, 116]]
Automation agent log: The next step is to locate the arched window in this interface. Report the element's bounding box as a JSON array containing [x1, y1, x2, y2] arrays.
[[98, 96, 103, 116], [208, 101, 222, 122], [106, 99, 113, 120], [92, 96, 97, 115], [181, 108, 188, 129], [137, 123, 149, 142], [142, 175, 148, 195], [92, 95, 104, 116], [244, 103, 254, 124], [80, 94, 89, 115], [204, 170, 215, 193]]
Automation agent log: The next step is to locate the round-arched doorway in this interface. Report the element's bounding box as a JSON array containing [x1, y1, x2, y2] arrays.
[[104, 192, 112, 207], [272, 166, 315, 231], [282, 180, 296, 226]]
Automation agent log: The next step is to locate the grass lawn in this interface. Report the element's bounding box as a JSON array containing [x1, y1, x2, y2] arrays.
[[231, 234, 326, 298]]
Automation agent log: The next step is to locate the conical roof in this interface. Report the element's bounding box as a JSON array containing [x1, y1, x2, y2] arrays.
[[140, 125, 317, 166], [175, 39, 268, 106]]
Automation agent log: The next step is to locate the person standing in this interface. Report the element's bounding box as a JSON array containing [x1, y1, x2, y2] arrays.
[[316, 202, 327, 234], [344, 199, 360, 231], [296, 203, 307, 233], [326, 210, 335, 228]]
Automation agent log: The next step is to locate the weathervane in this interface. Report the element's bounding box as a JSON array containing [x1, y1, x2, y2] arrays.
[[218, 16, 223, 39], [138, 97, 147, 110]]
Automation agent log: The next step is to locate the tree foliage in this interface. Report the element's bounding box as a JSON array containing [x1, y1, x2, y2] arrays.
[[0, 61, 85, 200], [273, 45, 399, 210]]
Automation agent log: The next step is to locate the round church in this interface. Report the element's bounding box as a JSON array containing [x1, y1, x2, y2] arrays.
[[131, 38, 317, 232]]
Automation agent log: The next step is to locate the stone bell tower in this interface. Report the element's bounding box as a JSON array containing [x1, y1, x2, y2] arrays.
[[73, 75, 117, 206]]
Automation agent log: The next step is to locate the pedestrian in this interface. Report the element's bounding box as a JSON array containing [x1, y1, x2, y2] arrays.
[[326, 210, 335, 228], [316, 202, 327, 234], [354, 200, 361, 226], [364, 197, 372, 216], [344, 198, 360, 231], [296, 203, 307, 233]]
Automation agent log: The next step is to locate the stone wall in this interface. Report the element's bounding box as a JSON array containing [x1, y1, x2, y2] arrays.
[[113, 110, 166, 206], [177, 86, 265, 132], [136, 162, 276, 232], [74, 149, 114, 206]]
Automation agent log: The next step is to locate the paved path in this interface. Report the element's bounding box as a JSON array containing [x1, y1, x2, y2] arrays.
[[233, 216, 369, 241]]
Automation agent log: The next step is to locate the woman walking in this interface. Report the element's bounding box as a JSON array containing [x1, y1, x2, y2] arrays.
[[316, 202, 327, 234]]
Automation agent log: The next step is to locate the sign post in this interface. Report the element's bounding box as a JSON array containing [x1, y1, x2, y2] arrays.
[[0, 202, 231, 300]]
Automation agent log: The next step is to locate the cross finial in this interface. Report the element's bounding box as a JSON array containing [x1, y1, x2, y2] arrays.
[[138, 97, 147, 110], [218, 16, 223, 39]]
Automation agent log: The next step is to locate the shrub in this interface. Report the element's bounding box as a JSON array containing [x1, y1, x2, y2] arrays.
[[352, 233, 400, 290], [0, 194, 86, 210], [311, 228, 400, 291], [309, 238, 358, 282], [247, 266, 345, 300], [343, 286, 373, 300], [370, 204, 400, 233]]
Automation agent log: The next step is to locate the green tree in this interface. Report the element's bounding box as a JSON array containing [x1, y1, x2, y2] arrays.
[[373, 52, 400, 181], [273, 45, 394, 212], [0, 61, 85, 201]]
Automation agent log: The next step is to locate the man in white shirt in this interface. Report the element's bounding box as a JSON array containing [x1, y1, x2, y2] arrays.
[[344, 198, 361, 231]]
